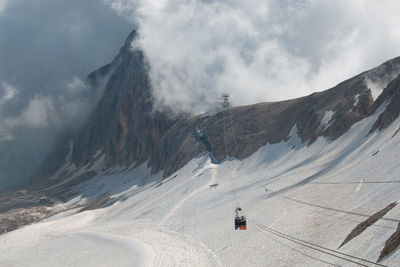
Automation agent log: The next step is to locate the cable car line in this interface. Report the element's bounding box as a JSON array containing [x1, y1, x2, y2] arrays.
[[286, 200, 396, 230], [273, 181, 400, 185], [221, 94, 346, 264], [251, 219, 363, 266], [310, 180, 400, 184], [222, 94, 229, 158], [228, 104, 239, 151], [250, 218, 388, 267], [219, 94, 390, 265], [269, 187, 396, 230], [251, 221, 341, 266], [221, 94, 246, 230], [267, 190, 400, 223]]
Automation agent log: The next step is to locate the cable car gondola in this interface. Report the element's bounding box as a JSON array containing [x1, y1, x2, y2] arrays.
[[234, 207, 247, 230]]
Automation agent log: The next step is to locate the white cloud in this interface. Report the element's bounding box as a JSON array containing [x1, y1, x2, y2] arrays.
[[5, 96, 56, 129], [105, 0, 400, 113], [0, 0, 7, 14], [0, 84, 55, 140], [0, 74, 108, 141], [0, 82, 18, 140], [66, 76, 88, 95], [0, 0, 133, 135], [0, 82, 18, 107]]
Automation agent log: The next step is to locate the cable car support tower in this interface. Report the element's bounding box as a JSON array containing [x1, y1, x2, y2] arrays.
[[221, 93, 247, 230]]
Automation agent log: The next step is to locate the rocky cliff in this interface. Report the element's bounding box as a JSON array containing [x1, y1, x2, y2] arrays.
[[36, 29, 400, 183], [149, 56, 400, 177], [71, 30, 174, 171]]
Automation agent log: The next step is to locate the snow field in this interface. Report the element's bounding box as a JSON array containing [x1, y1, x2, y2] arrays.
[[1, 103, 400, 266]]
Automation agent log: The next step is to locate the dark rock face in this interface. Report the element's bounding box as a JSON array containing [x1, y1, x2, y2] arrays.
[[0, 188, 52, 234], [136, 56, 399, 177], [370, 74, 400, 132], [339, 202, 397, 248], [147, 57, 400, 177], [37, 28, 400, 181], [379, 222, 400, 262], [166, 77, 372, 165], [69, 30, 175, 173]]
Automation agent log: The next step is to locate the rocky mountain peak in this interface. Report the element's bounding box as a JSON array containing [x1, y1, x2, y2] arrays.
[[70, 30, 175, 171], [34, 29, 400, 184]]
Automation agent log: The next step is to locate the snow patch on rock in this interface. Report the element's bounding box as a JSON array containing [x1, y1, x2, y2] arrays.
[[366, 78, 386, 101], [319, 110, 335, 130], [352, 94, 360, 111]]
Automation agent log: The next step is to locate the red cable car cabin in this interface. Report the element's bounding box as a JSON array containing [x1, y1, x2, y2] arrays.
[[234, 207, 247, 230]]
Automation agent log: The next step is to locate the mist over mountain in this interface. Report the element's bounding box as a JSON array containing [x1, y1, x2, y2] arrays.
[[105, 0, 400, 113], [0, 0, 133, 190]]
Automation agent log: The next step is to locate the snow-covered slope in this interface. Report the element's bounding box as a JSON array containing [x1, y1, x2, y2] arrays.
[[1, 97, 400, 266]]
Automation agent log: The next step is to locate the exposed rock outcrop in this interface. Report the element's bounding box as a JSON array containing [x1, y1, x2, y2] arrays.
[[339, 202, 397, 248], [370, 74, 400, 132], [71, 29, 174, 172], [379, 222, 400, 262], [0, 188, 52, 234]]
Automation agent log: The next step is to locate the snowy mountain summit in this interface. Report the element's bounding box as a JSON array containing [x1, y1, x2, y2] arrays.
[[1, 30, 400, 266]]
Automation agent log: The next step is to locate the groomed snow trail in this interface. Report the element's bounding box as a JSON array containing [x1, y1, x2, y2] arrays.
[[0, 159, 221, 267], [160, 164, 217, 226], [90, 220, 220, 267], [0, 211, 219, 267]]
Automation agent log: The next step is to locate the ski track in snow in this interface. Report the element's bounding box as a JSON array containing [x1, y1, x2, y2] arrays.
[[160, 164, 217, 226]]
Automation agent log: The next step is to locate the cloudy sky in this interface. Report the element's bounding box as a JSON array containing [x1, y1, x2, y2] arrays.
[[104, 0, 400, 113], [1, 0, 400, 133], [0, 0, 133, 188], [0, 0, 133, 140], [3, 0, 400, 132]]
